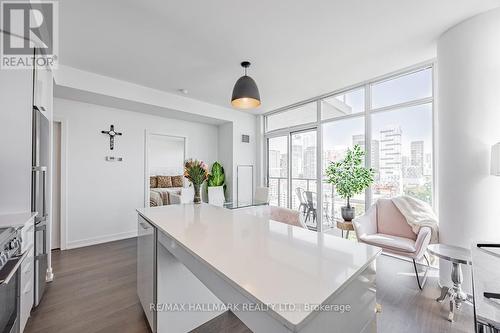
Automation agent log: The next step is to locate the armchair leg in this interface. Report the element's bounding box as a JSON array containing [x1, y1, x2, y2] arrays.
[[412, 257, 429, 290]]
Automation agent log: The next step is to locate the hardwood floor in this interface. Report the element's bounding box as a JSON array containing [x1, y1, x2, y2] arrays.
[[25, 238, 473, 333], [25, 238, 150, 333]]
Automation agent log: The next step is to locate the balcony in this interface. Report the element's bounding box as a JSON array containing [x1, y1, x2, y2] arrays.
[[268, 177, 366, 231]]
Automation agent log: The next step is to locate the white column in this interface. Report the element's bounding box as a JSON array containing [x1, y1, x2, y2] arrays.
[[437, 8, 500, 291]]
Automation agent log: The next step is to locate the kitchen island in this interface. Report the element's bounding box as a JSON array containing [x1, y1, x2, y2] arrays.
[[137, 204, 381, 333]]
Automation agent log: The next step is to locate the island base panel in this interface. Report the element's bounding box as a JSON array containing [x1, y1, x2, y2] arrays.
[[157, 232, 225, 333]]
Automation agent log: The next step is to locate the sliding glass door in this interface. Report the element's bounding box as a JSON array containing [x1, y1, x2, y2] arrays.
[[267, 136, 288, 207], [267, 129, 318, 228], [290, 130, 317, 228]]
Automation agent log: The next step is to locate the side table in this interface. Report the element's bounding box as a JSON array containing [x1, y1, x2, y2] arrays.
[[336, 220, 354, 239], [427, 244, 472, 322]]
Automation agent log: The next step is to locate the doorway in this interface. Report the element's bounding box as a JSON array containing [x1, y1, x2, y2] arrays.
[[51, 121, 61, 250], [144, 132, 186, 207]]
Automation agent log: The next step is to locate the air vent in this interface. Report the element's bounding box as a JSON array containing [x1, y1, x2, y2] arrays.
[[242, 134, 250, 143]]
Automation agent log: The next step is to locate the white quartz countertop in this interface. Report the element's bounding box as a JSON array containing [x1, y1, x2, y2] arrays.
[[0, 212, 37, 228], [137, 204, 381, 329]]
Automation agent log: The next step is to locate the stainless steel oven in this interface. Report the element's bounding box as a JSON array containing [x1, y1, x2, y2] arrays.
[[0, 227, 26, 333]]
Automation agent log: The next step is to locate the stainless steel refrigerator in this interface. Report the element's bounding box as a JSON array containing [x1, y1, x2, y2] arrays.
[[31, 106, 49, 307]]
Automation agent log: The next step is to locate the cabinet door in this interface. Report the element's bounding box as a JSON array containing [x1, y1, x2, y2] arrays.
[[137, 216, 156, 332], [0, 40, 33, 213], [20, 247, 34, 332]]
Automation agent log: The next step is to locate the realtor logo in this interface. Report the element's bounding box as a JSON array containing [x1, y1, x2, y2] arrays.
[[1, 1, 58, 69]]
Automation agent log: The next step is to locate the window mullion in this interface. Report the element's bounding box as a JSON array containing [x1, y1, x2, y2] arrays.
[[365, 84, 372, 210]]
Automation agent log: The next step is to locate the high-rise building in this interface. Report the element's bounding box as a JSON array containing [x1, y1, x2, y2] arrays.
[[411, 140, 424, 177], [268, 150, 281, 177], [424, 153, 432, 176], [371, 140, 380, 176], [379, 127, 402, 184], [303, 146, 316, 179], [279, 153, 287, 178], [352, 134, 364, 149], [292, 144, 303, 178], [350, 134, 380, 175]]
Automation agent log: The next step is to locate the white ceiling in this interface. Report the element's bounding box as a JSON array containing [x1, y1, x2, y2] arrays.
[[59, 0, 500, 114]]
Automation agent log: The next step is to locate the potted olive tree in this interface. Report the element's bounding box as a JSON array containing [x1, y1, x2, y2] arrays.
[[325, 145, 374, 221]]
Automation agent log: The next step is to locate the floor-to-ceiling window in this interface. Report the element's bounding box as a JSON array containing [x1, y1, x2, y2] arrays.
[[267, 136, 288, 207], [369, 68, 433, 205], [265, 64, 434, 232], [322, 117, 365, 230]]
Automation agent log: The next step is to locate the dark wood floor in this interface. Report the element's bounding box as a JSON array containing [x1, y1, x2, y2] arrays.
[[25, 238, 473, 333], [25, 238, 150, 333]]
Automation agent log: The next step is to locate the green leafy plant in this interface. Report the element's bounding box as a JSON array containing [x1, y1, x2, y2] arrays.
[[325, 145, 374, 208], [207, 162, 226, 191]]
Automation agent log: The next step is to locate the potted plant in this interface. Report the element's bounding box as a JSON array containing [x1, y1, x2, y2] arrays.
[[325, 145, 374, 221], [207, 161, 226, 192], [184, 159, 209, 204]]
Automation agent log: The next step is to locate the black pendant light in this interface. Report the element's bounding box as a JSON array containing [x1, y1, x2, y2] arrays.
[[231, 61, 261, 109]]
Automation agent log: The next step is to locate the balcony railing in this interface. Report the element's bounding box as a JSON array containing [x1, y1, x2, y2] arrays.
[[268, 176, 366, 230]]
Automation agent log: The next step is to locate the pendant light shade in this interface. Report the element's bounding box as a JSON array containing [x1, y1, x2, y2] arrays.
[[231, 61, 261, 109]]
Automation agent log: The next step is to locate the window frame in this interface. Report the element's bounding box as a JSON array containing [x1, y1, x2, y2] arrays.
[[264, 61, 436, 232]]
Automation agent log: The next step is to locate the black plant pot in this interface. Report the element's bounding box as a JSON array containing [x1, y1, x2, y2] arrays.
[[341, 206, 355, 222]]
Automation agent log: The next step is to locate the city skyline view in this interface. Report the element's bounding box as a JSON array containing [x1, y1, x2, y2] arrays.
[[266, 67, 433, 227]]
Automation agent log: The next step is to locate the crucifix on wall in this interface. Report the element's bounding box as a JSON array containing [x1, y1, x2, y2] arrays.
[[101, 125, 122, 150]]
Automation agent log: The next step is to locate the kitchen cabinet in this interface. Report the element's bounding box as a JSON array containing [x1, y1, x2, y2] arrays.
[[20, 216, 35, 332], [0, 32, 33, 214], [137, 216, 156, 332]]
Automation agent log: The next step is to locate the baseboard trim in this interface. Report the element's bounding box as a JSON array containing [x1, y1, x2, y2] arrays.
[[66, 230, 137, 249]]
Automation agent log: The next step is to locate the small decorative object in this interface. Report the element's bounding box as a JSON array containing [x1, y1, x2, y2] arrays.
[[325, 145, 374, 221], [105, 156, 123, 162], [207, 161, 226, 193], [231, 61, 261, 109], [101, 125, 122, 150], [184, 159, 209, 204]]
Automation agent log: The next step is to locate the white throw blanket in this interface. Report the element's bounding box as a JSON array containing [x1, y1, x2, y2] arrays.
[[391, 196, 439, 244]]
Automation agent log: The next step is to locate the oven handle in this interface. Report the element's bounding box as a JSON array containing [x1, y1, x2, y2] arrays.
[[0, 251, 28, 285]]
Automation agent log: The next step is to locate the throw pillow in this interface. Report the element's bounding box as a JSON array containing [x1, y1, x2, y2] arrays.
[[150, 176, 157, 188], [171, 175, 184, 187], [157, 175, 172, 188]]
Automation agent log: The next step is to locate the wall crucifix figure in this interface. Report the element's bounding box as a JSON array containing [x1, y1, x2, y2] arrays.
[[101, 125, 122, 150]]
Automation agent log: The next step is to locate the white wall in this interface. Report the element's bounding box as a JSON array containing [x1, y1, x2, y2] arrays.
[[148, 135, 184, 176], [217, 123, 233, 201], [437, 7, 500, 290], [54, 65, 260, 205], [54, 98, 218, 248]]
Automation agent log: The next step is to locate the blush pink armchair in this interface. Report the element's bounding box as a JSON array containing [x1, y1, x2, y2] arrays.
[[353, 199, 432, 289]]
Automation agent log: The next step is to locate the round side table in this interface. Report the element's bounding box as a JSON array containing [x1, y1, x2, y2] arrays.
[[336, 220, 354, 239], [427, 244, 472, 322]]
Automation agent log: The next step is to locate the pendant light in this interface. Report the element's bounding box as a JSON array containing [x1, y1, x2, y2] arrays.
[[231, 61, 261, 109]]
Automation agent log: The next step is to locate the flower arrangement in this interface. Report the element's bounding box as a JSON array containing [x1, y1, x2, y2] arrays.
[[184, 159, 209, 203]]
